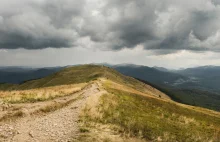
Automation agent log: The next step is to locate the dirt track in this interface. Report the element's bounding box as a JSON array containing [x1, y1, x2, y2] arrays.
[[0, 82, 104, 142]]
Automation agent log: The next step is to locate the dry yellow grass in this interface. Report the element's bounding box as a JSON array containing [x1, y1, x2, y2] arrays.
[[0, 83, 86, 103], [101, 79, 220, 118], [93, 81, 220, 141], [100, 78, 170, 100]]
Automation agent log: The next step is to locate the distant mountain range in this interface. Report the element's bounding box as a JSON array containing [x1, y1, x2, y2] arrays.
[[0, 67, 64, 84], [0, 64, 220, 111], [108, 64, 220, 92], [111, 64, 220, 111]]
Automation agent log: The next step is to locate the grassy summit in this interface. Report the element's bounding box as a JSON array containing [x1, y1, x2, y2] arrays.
[[0, 64, 167, 103], [0, 65, 167, 97]]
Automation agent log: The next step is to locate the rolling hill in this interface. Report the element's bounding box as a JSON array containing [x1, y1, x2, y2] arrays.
[[112, 65, 189, 86], [1, 64, 220, 111], [0, 65, 219, 142], [0, 67, 63, 84], [174, 66, 220, 91], [112, 64, 220, 111]]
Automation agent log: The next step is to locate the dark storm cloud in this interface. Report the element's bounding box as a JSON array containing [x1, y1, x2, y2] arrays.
[[212, 0, 220, 5], [0, 0, 84, 49], [77, 0, 220, 53], [0, 0, 220, 53]]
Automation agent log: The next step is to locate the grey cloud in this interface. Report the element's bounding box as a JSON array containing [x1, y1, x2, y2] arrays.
[[212, 0, 220, 5], [1, 0, 220, 53], [39, 0, 86, 28], [77, 0, 220, 53], [0, 0, 83, 49]]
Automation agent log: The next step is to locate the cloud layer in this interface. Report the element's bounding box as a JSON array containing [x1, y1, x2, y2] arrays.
[[0, 0, 220, 53]]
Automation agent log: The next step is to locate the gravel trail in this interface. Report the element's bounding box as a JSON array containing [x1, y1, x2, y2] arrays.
[[0, 82, 102, 142]]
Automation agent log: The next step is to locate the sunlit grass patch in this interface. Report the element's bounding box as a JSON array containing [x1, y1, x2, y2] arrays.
[[0, 83, 86, 103], [95, 87, 220, 142]]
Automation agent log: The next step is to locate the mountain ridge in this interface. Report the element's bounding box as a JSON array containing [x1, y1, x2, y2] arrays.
[[1, 64, 220, 111], [0, 65, 219, 141]]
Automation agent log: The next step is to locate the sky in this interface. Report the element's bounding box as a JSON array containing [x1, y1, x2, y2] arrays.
[[1, 0, 220, 69]]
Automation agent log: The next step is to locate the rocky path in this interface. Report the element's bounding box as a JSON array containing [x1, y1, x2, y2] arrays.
[[0, 82, 102, 142]]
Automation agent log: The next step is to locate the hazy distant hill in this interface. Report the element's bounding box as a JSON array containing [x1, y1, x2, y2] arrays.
[[112, 65, 189, 86], [112, 64, 220, 111], [0, 67, 63, 84], [112, 64, 220, 91], [174, 66, 220, 91]]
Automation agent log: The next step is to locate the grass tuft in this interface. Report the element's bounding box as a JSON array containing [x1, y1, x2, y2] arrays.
[[79, 128, 90, 133], [0, 110, 25, 122]]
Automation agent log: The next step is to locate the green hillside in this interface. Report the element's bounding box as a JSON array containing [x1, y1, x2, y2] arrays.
[[94, 87, 220, 141], [0, 65, 219, 141]]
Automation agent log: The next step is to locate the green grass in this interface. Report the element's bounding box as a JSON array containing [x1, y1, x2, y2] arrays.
[[79, 127, 90, 133], [97, 87, 220, 142]]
